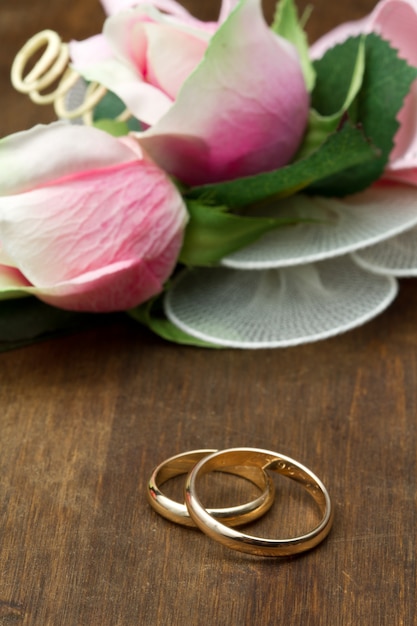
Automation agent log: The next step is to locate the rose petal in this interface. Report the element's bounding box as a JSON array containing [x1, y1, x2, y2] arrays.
[[0, 123, 188, 312], [70, 5, 211, 126], [28, 253, 179, 312], [101, 0, 219, 32], [0, 259, 162, 310], [0, 245, 17, 267], [371, 0, 417, 168], [139, 0, 309, 185], [131, 23, 207, 99], [101, 0, 193, 18], [388, 82, 417, 169], [0, 264, 32, 301], [383, 166, 417, 186], [106, 13, 207, 99], [0, 159, 187, 288], [71, 54, 174, 126], [69, 33, 114, 66], [0, 122, 139, 195]]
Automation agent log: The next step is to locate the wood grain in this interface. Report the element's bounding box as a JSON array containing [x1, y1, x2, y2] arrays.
[[0, 1, 416, 624]]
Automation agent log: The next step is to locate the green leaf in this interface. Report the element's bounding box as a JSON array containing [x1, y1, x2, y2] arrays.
[[309, 33, 417, 196], [128, 297, 220, 348], [179, 201, 305, 266], [297, 36, 366, 158], [272, 0, 316, 91], [0, 297, 116, 353], [0, 289, 29, 302], [93, 119, 131, 137], [311, 36, 365, 116], [187, 121, 378, 209], [93, 89, 142, 132]]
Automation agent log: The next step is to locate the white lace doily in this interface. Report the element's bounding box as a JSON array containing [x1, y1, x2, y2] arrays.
[[164, 256, 398, 348], [221, 186, 417, 269], [353, 224, 417, 276]]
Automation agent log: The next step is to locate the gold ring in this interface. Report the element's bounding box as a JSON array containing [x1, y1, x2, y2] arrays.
[[185, 447, 334, 556], [147, 449, 275, 528]]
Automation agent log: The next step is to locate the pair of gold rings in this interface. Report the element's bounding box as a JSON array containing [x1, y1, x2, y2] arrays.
[[147, 447, 334, 557]]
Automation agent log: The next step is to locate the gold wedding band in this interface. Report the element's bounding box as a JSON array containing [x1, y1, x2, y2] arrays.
[[147, 449, 275, 527], [185, 448, 333, 557]]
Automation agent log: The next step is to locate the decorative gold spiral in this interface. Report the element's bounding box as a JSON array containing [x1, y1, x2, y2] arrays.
[[11, 29, 130, 125]]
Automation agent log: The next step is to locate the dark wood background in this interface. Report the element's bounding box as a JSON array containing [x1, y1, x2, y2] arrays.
[[1, 1, 416, 624]]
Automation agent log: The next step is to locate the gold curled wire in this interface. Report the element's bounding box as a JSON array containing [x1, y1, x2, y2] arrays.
[[11, 29, 131, 125], [54, 78, 108, 124]]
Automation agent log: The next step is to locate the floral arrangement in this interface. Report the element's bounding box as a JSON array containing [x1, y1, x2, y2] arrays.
[[2, 0, 417, 350]]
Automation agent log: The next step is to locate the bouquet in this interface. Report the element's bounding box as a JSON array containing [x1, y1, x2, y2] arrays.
[[2, 0, 417, 350]]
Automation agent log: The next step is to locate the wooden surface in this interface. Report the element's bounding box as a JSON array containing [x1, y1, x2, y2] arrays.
[[1, 0, 416, 624]]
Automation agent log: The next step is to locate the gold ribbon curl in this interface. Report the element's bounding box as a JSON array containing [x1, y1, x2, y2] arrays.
[[11, 29, 130, 125]]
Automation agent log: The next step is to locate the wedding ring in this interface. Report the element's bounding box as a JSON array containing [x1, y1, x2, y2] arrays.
[[185, 448, 333, 556], [147, 449, 275, 528]]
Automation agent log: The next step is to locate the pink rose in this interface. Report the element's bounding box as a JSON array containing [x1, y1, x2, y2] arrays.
[[0, 123, 188, 312], [310, 0, 417, 185], [70, 0, 309, 185], [70, 3, 215, 127]]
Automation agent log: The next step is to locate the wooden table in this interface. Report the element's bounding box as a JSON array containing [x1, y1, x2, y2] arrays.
[[1, 1, 415, 624]]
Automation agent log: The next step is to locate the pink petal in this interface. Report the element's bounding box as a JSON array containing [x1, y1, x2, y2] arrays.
[[141, 23, 207, 99], [0, 218, 186, 313], [70, 49, 174, 126], [0, 125, 188, 312], [0, 264, 32, 299], [30, 250, 181, 312], [22, 215, 185, 311], [0, 123, 140, 195], [388, 81, 417, 169], [70, 3, 219, 126], [69, 34, 113, 66], [101, 0, 219, 32], [0, 245, 17, 267], [101, 0, 193, 18], [369, 0, 417, 168], [372, 0, 417, 65], [139, 0, 309, 185], [106, 13, 207, 99], [71, 5, 211, 126], [382, 167, 417, 186], [311, 0, 417, 70], [0, 160, 186, 288]]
